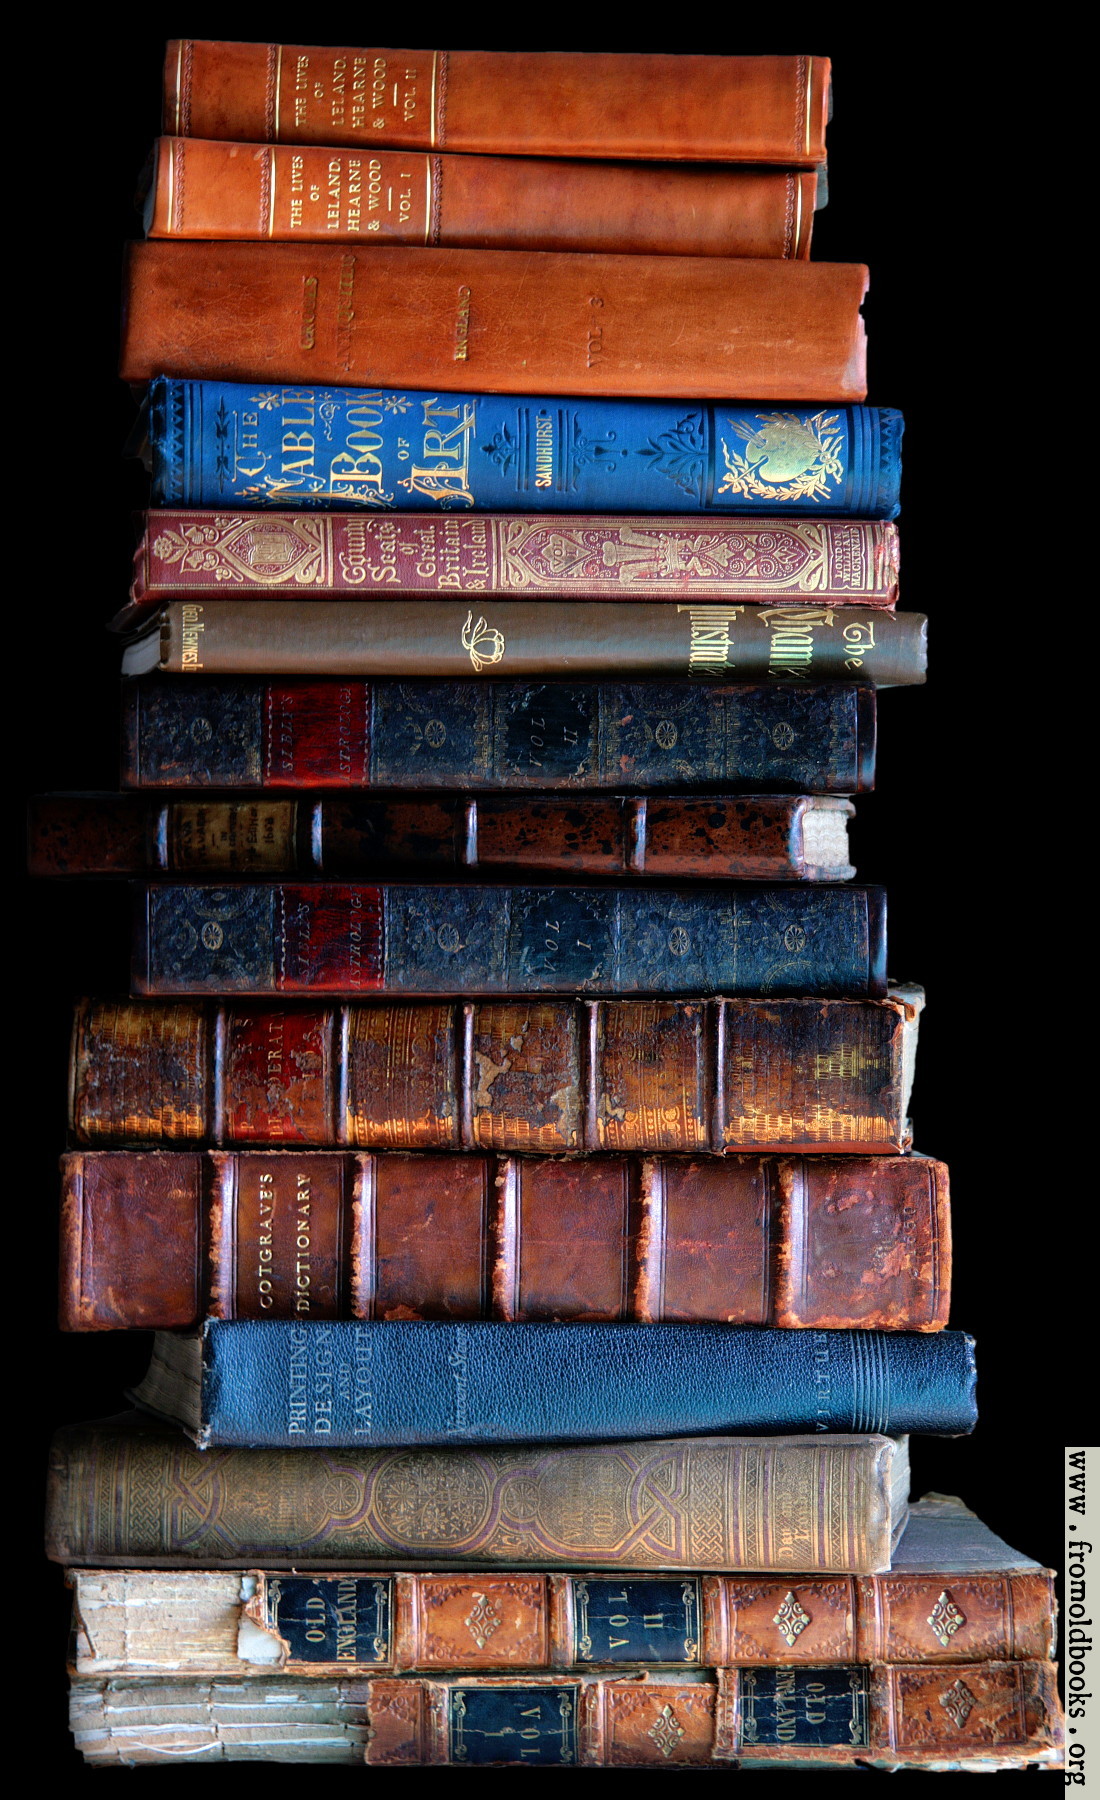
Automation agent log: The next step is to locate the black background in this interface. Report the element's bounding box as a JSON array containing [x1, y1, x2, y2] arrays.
[[17, 16, 1067, 1787]]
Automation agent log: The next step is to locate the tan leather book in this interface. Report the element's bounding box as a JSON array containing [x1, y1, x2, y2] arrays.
[[66, 1498, 1057, 1676], [146, 139, 817, 258], [119, 241, 868, 401], [165, 45, 831, 166]]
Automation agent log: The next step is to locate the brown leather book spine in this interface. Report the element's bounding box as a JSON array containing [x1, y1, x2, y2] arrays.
[[68, 1562, 1057, 1676], [31, 793, 854, 880], [66, 1663, 1064, 1767], [148, 138, 816, 258], [166, 45, 830, 166], [361, 1662, 1064, 1765], [137, 599, 924, 686], [119, 242, 868, 401], [70, 993, 917, 1154], [709, 1572, 1057, 1666], [57, 1147, 950, 1332]]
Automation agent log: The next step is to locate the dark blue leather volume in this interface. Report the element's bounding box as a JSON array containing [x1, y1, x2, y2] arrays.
[[189, 1321, 977, 1447], [137, 881, 888, 998], [148, 379, 903, 518]]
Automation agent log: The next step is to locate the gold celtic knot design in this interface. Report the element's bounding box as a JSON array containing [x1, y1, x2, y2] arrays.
[[927, 1589, 966, 1648], [647, 1704, 686, 1758], [773, 1591, 811, 1646], [939, 1678, 976, 1729], [463, 1591, 502, 1650]]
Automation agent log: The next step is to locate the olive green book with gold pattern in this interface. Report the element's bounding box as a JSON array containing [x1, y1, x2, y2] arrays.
[[46, 1414, 908, 1575]]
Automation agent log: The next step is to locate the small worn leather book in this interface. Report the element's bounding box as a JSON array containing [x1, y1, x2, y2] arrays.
[[65, 1496, 1058, 1675], [66, 988, 922, 1154], [130, 1320, 977, 1447], [67, 1663, 1064, 1769], [165, 46, 831, 167], [46, 1413, 909, 1572], [59, 1146, 948, 1332], [31, 791, 856, 881], [130, 881, 888, 998], [121, 600, 925, 685], [147, 379, 903, 517], [119, 242, 869, 401], [122, 512, 900, 627], [147, 139, 819, 259], [121, 678, 877, 795]]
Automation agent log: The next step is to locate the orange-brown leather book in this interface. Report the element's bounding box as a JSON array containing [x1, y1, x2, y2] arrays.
[[58, 1145, 950, 1331], [165, 45, 831, 167], [146, 138, 817, 258], [66, 991, 922, 1155], [68, 1661, 1064, 1769], [119, 241, 869, 401], [65, 1496, 1059, 1675]]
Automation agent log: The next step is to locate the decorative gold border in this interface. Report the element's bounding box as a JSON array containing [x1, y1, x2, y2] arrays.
[[273, 44, 284, 137], [170, 39, 184, 135], [267, 147, 277, 238], [424, 156, 434, 245], [165, 140, 176, 235], [429, 51, 440, 149], [805, 56, 814, 158]]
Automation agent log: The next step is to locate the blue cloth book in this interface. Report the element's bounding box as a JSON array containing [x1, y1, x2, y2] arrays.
[[146, 377, 903, 517], [132, 1321, 977, 1449]]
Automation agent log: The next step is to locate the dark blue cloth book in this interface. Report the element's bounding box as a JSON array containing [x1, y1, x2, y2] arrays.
[[146, 378, 903, 517], [131, 1321, 977, 1448]]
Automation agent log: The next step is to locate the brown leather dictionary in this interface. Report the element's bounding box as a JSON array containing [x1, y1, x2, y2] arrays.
[[58, 1145, 949, 1332], [46, 1414, 908, 1573], [146, 139, 817, 258], [165, 46, 831, 167], [66, 1498, 1058, 1676], [67, 990, 922, 1154], [68, 1662, 1064, 1769], [122, 600, 925, 686], [119, 242, 868, 401], [31, 792, 856, 881]]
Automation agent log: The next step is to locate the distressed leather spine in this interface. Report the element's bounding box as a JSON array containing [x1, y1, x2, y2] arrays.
[[68, 1547, 1057, 1675], [127, 512, 899, 612], [46, 1419, 902, 1572], [130, 881, 888, 998], [119, 242, 868, 401], [58, 1147, 949, 1332], [137, 601, 925, 685], [33, 793, 855, 880], [121, 678, 877, 795], [148, 380, 903, 517], [67, 1663, 1063, 1766], [149, 139, 817, 258], [69, 994, 918, 1153], [165, 46, 831, 166]]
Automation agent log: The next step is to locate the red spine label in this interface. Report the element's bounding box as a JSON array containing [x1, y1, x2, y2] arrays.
[[277, 886, 385, 992], [263, 683, 372, 786]]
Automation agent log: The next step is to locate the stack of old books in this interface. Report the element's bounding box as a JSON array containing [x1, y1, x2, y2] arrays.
[[36, 41, 1062, 1771]]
